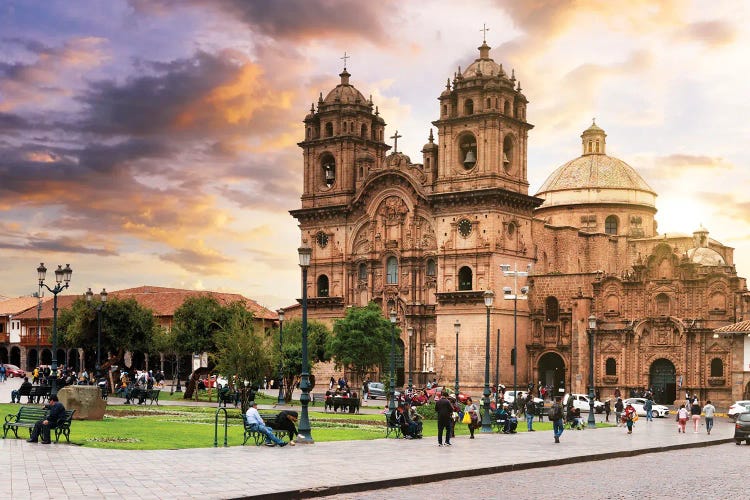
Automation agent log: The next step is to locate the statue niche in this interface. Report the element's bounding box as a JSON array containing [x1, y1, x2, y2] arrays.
[[377, 196, 409, 248]]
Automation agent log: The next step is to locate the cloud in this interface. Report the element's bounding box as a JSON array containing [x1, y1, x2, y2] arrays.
[[678, 20, 736, 47], [159, 244, 234, 274]]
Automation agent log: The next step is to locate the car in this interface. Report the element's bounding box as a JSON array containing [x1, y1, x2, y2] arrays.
[[734, 412, 750, 445], [502, 390, 543, 407], [366, 382, 400, 400], [563, 393, 605, 413], [199, 375, 227, 389], [728, 400, 750, 421], [3, 364, 25, 378], [623, 397, 670, 418]]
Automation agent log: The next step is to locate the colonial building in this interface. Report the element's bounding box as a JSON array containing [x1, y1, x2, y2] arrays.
[[291, 40, 750, 407]]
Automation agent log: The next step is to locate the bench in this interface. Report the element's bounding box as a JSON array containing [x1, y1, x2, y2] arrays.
[[217, 388, 238, 407], [3, 406, 75, 443], [28, 385, 51, 404], [311, 393, 326, 406], [385, 411, 402, 439], [126, 388, 160, 405], [14, 383, 32, 402], [332, 396, 360, 414], [242, 411, 289, 446]]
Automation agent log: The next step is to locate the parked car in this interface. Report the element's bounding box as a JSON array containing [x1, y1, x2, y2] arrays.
[[503, 390, 543, 407], [734, 412, 750, 445], [366, 382, 400, 400], [623, 397, 670, 418], [4, 364, 25, 378], [563, 393, 605, 413], [728, 400, 750, 421], [198, 375, 227, 389]]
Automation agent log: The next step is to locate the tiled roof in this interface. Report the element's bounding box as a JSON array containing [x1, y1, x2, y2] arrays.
[[537, 154, 655, 194], [714, 320, 750, 334], [0, 296, 49, 316], [12, 295, 77, 320]]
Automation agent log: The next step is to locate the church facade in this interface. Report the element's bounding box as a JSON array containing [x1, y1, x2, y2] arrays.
[[290, 41, 750, 407]]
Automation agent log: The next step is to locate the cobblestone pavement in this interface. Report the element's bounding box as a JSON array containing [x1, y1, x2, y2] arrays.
[[320, 443, 750, 499], [0, 377, 738, 499]]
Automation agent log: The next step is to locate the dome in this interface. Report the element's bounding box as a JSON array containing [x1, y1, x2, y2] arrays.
[[687, 247, 725, 266], [536, 123, 656, 209], [323, 69, 367, 105], [462, 42, 506, 79]]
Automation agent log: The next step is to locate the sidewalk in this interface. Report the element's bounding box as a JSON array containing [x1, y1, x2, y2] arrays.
[[0, 378, 735, 499]]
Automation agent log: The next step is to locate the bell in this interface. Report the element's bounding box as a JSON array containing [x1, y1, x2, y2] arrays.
[[324, 164, 335, 183], [503, 152, 509, 164], [463, 150, 476, 168]]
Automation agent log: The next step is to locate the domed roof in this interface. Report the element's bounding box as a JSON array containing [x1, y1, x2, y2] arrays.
[[687, 247, 725, 266], [536, 122, 656, 209], [323, 69, 366, 105], [462, 42, 506, 79]]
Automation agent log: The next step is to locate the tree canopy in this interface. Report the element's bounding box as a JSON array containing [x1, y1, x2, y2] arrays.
[[172, 295, 230, 355], [270, 318, 331, 402]]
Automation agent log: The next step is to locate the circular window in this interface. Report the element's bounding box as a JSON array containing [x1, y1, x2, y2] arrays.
[[458, 219, 472, 238], [316, 232, 328, 248]]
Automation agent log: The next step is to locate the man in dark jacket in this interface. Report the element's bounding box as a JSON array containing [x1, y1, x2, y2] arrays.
[[28, 395, 65, 444], [11, 376, 33, 403], [273, 410, 299, 441], [435, 392, 453, 446]]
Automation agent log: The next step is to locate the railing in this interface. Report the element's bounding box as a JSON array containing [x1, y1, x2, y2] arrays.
[[214, 407, 228, 447]]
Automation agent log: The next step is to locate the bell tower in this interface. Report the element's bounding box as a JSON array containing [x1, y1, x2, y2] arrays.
[[298, 66, 390, 210], [432, 40, 533, 195]]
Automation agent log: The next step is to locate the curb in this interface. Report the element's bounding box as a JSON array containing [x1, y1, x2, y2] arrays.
[[231, 437, 734, 499]]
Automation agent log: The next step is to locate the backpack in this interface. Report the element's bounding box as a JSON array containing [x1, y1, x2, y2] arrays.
[[548, 404, 562, 421]]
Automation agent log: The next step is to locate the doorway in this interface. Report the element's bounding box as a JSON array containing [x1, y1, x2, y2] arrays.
[[538, 352, 566, 398], [650, 358, 676, 404]]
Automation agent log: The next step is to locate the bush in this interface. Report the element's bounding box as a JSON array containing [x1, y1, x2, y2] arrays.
[[415, 402, 437, 420]]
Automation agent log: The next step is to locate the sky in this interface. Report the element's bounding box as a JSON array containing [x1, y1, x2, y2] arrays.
[[1, 0, 749, 310]]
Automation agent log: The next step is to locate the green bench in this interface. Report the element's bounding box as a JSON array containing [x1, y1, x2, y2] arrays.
[[3, 406, 75, 442], [385, 411, 402, 439], [28, 385, 51, 404], [242, 411, 289, 446]]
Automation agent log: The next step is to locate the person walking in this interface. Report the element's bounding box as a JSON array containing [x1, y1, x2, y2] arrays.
[[614, 397, 624, 427], [604, 399, 611, 423], [525, 395, 536, 431], [550, 396, 564, 443], [435, 392, 453, 446], [703, 400, 716, 435], [690, 399, 702, 433], [464, 397, 479, 438], [677, 404, 689, 433], [644, 397, 653, 422], [624, 402, 637, 434]]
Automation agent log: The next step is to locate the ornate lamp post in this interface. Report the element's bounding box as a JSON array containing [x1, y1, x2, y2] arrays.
[[297, 245, 314, 444], [407, 326, 414, 393], [85, 287, 107, 377], [34, 290, 42, 371], [494, 325, 500, 406], [454, 319, 460, 395], [502, 263, 530, 412], [481, 290, 495, 433], [37, 263, 72, 397], [587, 314, 597, 428], [276, 308, 285, 405], [388, 308, 397, 412]]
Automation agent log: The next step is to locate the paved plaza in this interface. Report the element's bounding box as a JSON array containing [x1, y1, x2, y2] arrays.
[[0, 378, 736, 499]]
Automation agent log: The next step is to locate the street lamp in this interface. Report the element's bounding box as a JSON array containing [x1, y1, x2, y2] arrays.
[[502, 263, 531, 412], [388, 308, 397, 412], [85, 287, 107, 377], [454, 319, 460, 395], [407, 326, 414, 393], [276, 308, 285, 405], [37, 263, 72, 397], [33, 290, 43, 372], [587, 314, 597, 428], [297, 244, 314, 444], [481, 290, 494, 433]]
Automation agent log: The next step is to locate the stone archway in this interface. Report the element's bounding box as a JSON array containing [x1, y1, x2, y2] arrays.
[[649, 358, 676, 405], [538, 351, 566, 398], [0, 346, 8, 364], [10, 346, 21, 366], [27, 349, 38, 371]]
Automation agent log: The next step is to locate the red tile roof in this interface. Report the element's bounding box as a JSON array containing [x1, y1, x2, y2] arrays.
[[0, 296, 48, 316], [714, 320, 750, 334]]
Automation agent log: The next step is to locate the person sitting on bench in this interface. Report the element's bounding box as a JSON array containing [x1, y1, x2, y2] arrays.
[[273, 410, 299, 441], [27, 394, 65, 444], [245, 401, 289, 447], [11, 376, 32, 403]]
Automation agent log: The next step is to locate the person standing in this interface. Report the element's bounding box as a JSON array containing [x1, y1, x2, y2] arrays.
[[677, 404, 689, 433], [624, 402, 637, 434], [604, 399, 611, 423], [464, 397, 479, 438], [703, 400, 715, 435], [551, 396, 564, 443], [525, 395, 536, 431], [690, 399, 702, 433], [614, 397, 624, 427], [435, 392, 453, 446], [644, 397, 653, 422], [363, 379, 369, 403]]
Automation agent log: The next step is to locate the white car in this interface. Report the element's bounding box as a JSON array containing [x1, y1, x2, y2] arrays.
[[623, 398, 670, 418], [728, 400, 750, 420], [563, 393, 605, 413], [502, 390, 543, 406]]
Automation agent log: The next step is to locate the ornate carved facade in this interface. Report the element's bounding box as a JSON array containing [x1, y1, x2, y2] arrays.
[[291, 41, 750, 406]]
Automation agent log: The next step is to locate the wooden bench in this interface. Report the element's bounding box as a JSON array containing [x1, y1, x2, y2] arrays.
[[3, 406, 75, 443], [385, 411, 402, 439], [28, 385, 51, 404], [241, 411, 289, 446]]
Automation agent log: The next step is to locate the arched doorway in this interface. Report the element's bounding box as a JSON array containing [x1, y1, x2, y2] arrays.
[[41, 349, 52, 365], [0, 347, 8, 364], [538, 352, 566, 398], [650, 358, 676, 404], [56, 349, 67, 368], [27, 349, 39, 371], [10, 346, 21, 366], [68, 349, 81, 372]]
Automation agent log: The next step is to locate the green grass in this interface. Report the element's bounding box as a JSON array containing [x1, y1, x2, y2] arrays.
[[0, 403, 611, 450]]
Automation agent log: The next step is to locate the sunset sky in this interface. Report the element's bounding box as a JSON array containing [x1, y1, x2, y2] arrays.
[[1, 0, 749, 310]]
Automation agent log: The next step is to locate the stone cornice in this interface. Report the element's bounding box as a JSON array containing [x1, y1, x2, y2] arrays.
[[429, 188, 543, 211], [296, 296, 345, 309], [436, 290, 486, 305], [290, 204, 349, 223]]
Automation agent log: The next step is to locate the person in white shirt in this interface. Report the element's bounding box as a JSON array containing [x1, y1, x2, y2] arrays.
[[245, 401, 287, 447], [702, 400, 716, 435]]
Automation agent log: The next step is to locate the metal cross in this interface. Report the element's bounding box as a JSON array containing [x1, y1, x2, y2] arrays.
[[341, 51, 349, 70], [480, 23, 490, 42], [390, 130, 402, 153]]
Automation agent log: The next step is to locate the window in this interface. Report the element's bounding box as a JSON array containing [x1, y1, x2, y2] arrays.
[[321, 154, 336, 187], [605, 215, 618, 235], [710, 358, 723, 377], [545, 296, 559, 322], [503, 101, 510, 115], [458, 266, 472, 291], [459, 133, 477, 169], [325, 122, 333, 137], [361, 124, 367, 138], [423, 343, 435, 372], [606, 358, 617, 376], [486, 98, 491, 109], [358, 262, 367, 280], [464, 99, 474, 115], [510, 347, 516, 366], [426, 259, 436, 276], [442, 104, 447, 116], [317, 275, 329, 297], [503, 135, 514, 173], [386, 257, 398, 284], [656, 293, 670, 316]]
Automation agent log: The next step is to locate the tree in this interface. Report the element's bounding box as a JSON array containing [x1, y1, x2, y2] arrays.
[[327, 302, 397, 388], [270, 319, 331, 402], [172, 296, 228, 355]]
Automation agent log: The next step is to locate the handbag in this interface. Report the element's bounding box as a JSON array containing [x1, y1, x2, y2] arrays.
[[461, 411, 471, 424], [631, 413, 639, 422]]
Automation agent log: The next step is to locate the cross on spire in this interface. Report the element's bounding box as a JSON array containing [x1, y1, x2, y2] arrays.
[[390, 130, 402, 153], [341, 51, 350, 70], [480, 23, 490, 42]]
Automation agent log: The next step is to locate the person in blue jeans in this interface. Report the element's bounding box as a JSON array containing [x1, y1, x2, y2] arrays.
[[644, 397, 653, 422], [551, 396, 564, 443], [245, 401, 287, 447], [525, 396, 536, 431]]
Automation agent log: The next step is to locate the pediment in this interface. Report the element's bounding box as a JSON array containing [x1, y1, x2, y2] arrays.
[[706, 341, 728, 354], [601, 342, 621, 353]]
